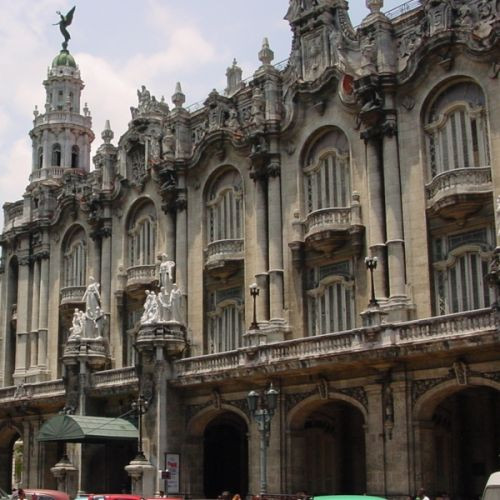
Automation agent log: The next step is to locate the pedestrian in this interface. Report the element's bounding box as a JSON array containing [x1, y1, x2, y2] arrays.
[[416, 488, 430, 500]]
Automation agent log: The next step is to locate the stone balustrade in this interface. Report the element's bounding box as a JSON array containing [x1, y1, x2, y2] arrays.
[[0, 379, 65, 406], [205, 239, 244, 264], [91, 367, 138, 388], [34, 111, 92, 129], [60, 286, 86, 305], [425, 167, 492, 205], [29, 167, 67, 183], [175, 308, 496, 380], [304, 207, 353, 236], [126, 265, 157, 288]]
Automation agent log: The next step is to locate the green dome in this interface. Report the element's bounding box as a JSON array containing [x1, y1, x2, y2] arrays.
[[52, 50, 76, 68]]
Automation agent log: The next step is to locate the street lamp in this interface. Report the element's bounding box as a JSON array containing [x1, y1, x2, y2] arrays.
[[131, 394, 149, 461], [365, 256, 378, 307], [247, 384, 279, 495], [249, 283, 260, 330]]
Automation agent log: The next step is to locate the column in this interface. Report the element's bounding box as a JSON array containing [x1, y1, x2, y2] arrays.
[[38, 253, 49, 368], [14, 257, 30, 377], [42, 130, 50, 168], [267, 168, 284, 322], [365, 137, 387, 300], [91, 235, 101, 284], [30, 258, 41, 370], [165, 210, 176, 270], [175, 173, 188, 294], [365, 383, 386, 496], [254, 176, 269, 322], [383, 106, 406, 300]]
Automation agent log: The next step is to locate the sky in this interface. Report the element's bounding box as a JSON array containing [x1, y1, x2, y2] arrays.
[[0, 0, 406, 216]]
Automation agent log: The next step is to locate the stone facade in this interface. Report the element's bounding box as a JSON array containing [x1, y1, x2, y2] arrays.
[[1, 1, 500, 499]]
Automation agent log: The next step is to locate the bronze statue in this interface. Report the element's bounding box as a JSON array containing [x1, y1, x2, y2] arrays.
[[54, 6, 76, 50]]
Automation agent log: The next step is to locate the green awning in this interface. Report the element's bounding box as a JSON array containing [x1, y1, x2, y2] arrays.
[[38, 415, 138, 443]]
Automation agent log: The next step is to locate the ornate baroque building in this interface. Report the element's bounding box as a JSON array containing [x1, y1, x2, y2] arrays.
[[1, 0, 500, 498]]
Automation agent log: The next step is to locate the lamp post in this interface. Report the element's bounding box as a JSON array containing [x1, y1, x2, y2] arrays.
[[249, 283, 260, 330], [131, 394, 149, 461], [247, 384, 279, 495], [365, 256, 378, 307]]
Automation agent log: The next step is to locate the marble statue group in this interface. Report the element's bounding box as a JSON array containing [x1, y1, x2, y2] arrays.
[[69, 276, 106, 339], [140, 254, 185, 325]]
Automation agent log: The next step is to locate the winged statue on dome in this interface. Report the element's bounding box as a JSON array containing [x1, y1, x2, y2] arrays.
[[54, 6, 76, 50]]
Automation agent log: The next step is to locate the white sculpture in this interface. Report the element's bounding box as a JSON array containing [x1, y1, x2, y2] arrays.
[[170, 283, 185, 324], [82, 276, 101, 321], [69, 308, 84, 339], [159, 254, 175, 295], [139, 281, 185, 326]]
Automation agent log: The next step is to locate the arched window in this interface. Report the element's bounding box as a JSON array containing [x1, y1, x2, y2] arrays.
[[303, 129, 351, 215], [432, 229, 495, 314], [62, 227, 87, 288], [206, 169, 243, 244], [71, 145, 79, 168], [306, 261, 355, 335], [425, 81, 490, 178], [38, 147, 43, 169], [207, 290, 244, 353], [127, 201, 157, 267], [52, 143, 62, 166]]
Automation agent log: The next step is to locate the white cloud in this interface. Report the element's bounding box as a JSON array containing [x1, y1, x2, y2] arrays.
[[0, 138, 32, 206]]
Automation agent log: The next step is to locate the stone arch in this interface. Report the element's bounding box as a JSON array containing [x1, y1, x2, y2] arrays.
[[414, 375, 500, 421], [413, 375, 500, 498], [0, 421, 23, 492], [185, 404, 250, 498], [286, 393, 367, 495], [287, 392, 367, 430]]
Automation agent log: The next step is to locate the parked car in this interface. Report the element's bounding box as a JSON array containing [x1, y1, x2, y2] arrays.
[[483, 472, 500, 500], [17, 490, 70, 500], [88, 495, 144, 500]]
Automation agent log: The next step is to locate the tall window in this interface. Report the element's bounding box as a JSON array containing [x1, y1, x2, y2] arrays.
[[432, 228, 495, 315], [71, 145, 79, 168], [127, 202, 157, 267], [306, 261, 355, 335], [207, 289, 244, 353], [62, 228, 87, 287], [206, 169, 243, 243], [425, 81, 490, 178], [37, 147, 43, 169], [52, 143, 62, 166], [303, 128, 351, 215]]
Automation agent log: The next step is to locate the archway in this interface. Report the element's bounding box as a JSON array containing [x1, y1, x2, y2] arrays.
[[289, 398, 366, 495], [203, 411, 248, 498], [417, 385, 500, 499], [0, 428, 21, 493]]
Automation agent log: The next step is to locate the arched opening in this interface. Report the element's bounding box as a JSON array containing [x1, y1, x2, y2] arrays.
[[418, 386, 500, 499], [71, 145, 79, 168], [203, 412, 248, 498], [38, 147, 43, 169], [0, 430, 21, 493], [290, 399, 366, 495], [52, 143, 62, 166]]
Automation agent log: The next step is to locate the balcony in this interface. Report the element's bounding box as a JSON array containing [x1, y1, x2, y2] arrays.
[[303, 204, 363, 253], [3, 200, 24, 230], [425, 167, 492, 219], [204, 239, 244, 279], [60, 286, 86, 306], [173, 308, 496, 385], [126, 264, 157, 295]]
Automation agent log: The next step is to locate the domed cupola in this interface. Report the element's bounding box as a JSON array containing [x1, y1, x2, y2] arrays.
[[29, 9, 94, 183]]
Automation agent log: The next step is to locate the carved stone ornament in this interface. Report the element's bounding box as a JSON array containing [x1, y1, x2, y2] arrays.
[[452, 360, 469, 386], [302, 31, 326, 81]]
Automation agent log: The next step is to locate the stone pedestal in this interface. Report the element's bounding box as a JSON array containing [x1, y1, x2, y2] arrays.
[[125, 456, 156, 497], [243, 328, 267, 347], [62, 336, 109, 370], [135, 321, 186, 357], [51, 455, 78, 499]]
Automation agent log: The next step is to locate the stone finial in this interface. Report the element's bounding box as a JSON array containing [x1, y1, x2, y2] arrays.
[[33, 105, 39, 118], [225, 58, 243, 96], [366, 0, 383, 13], [101, 120, 114, 144], [259, 37, 274, 66], [83, 102, 90, 116], [172, 82, 186, 108]]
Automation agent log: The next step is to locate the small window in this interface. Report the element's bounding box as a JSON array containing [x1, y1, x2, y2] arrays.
[[37, 147, 43, 169]]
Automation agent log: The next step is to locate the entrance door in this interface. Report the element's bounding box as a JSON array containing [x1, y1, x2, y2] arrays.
[[203, 412, 248, 498]]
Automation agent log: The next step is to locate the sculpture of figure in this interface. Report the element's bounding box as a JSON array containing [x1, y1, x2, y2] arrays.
[[157, 286, 171, 322], [251, 87, 265, 128], [162, 127, 176, 159], [149, 130, 162, 164], [54, 7, 76, 51], [82, 277, 101, 321], [93, 306, 105, 338], [141, 290, 160, 324], [159, 254, 175, 295], [170, 283, 184, 324], [141, 290, 154, 323], [69, 308, 83, 338], [360, 36, 377, 76], [137, 85, 151, 112]]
